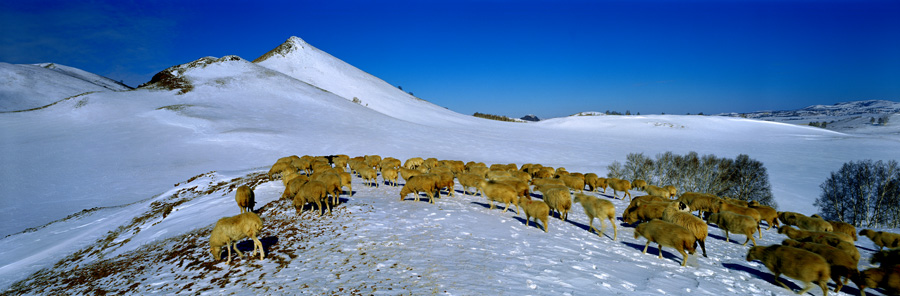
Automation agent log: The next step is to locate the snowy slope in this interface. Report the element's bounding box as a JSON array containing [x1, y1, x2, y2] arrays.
[[2, 36, 900, 294], [722, 100, 900, 135], [0, 62, 130, 111], [254, 36, 478, 127]]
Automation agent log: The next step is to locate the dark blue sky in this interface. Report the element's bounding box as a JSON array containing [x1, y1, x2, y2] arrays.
[[2, 0, 898, 118]]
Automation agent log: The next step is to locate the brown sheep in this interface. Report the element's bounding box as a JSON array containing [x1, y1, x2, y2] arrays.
[[795, 215, 834, 233], [357, 167, 378, 187], [778, 211, 805, 226], [782, 239, 859, 293], [235, 185, 255, 214], [607, 178, 632, 201], [337, 171, 352, 196], [663, 185, 677, 199], [560, 175, 585, 193], [494, 177, 529, 200], [583, 173, 605, 193], [480, 180, 519, 213], [311, 172, 342, 204], [281, 176, 309, 200], [708, 211, 758, 246], [718, 201, 763, 238], [854, 266, 900, 296], [746, 245, 830, 296], [677, 192, 721, 217], [644, 185, 672, 199], [796, 235, 861, 265], [573, 193, 616, 240], [634, 219, 697, 266], [399, 167, 421, 182], [209, 212, 264, 264], [627, 195, 671, 209], [623, 203, 669, 224], [458, 173, 483, 195], [826, 220, 857, 241], [518, 196, 550, 232], [632, 179, 648, 191], [873, 249, 900, 268], [400, 174, 439, 204], [662, 203, 708, 257], [532, 177, 565, 187], [779, 225, 854, 244], [542, 187, 572, 221], [860, 229, 900, 251], [381, 167, 399, 187], [434, 172, 456, 197], [268, 161, 295, 179], [404, 157, 424, 169], [748, 200, 779, 230], [293, 181, 331, 216]]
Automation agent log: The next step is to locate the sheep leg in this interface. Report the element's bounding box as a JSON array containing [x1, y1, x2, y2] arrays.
[[642, 240, 651, 254], [226, 242, 233, 264], [678, 248, 688, 266], [609, 218, 617, 240], [588, 218, 596, 234], [427, 192, 435, 204], [698, 238, 707, 257], [757, 224, 762, 239], [233, 241, 245, 258], [657, 244, 664, 259], [796, 281, 814, 295], [502, 202, 511, 213], [525, 215, 531, 227], [724, 230, 731, 242], [772, 272, 791, 291], [252, 236, 265, 260], [542, 217, 548, 232], [832, 272, 843, 292]]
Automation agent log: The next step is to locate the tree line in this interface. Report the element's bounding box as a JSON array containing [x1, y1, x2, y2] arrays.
[[815, 159, 900, 228], [607, 151, 776, 207]]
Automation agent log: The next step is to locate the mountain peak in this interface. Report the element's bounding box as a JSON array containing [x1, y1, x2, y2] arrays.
[[138, 55, 245, 93], [253, 36, 310, 63]]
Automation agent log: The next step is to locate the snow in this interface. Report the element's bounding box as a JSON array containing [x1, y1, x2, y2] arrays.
[[0, 62, 130, 111], [1, 36, 899, 294]]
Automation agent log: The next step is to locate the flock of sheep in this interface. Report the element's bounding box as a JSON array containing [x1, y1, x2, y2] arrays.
[[206, 154, 900, 296]]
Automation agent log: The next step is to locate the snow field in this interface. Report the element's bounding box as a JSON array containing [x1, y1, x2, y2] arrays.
[[6, 167, 889, 295]]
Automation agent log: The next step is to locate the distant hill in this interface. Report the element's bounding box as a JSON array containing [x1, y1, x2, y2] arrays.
[[720, 100, 900, 133]]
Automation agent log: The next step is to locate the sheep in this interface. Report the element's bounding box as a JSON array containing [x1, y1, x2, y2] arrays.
[[627, 195, 671, 208], [873, 249, 900, 268], [281, 176, 309, 200], [518, 196, 550, 232], [268, 161, 295, 179], [404, 157, 424, 169], [826, 220, 857, 241], [644, 185, 672, 199], [209, 212, 264, 264], [434, 172, 456, 197], [479, 180, 519, 214], [854, 266, 900, 296], [718, 201, 763, 238], [573, 193, 616, 240], [281, 171, 302, 187], [662, 203, 708, 256], [364, 155, 382, 170], [746, 244, 830, 296], [532, 178, 565, 187], [584, 173, 605, 193], [381, 167, 399, 187], [677, 192, 721, 217], [796, 235, 861, 265], [632, 179, 648, 191], [399, 167, 421, 182], [235, 185, 255, 214], [623, 203, 669, 224], [860, 229, 900, 251], [634, 219, 697, 266], [380, 158, 402, 170], [708, 211, 758, 246], [542, 187, 572, 221], [782, 238, 859, 293], [560, 175, 585, 193], [458, 173, 483, 195], [292, 180, 331, 216], [748, 200, 779, 230], [663, 185, 677, 199], [778, 211, 805, 226], [337, 171, 352, 196], [779, 225, 854, 244], [312, 172, 343, 204], [607, 178, 633, 201], [400, 174, 439, 204], [795, 215, 834, 233], [357, 167, 378, 187], [494, 177, 529, 200]]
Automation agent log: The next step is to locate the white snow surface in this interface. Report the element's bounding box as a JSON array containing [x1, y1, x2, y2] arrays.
[[1, 36, 899, 294], [0, 62, 130, 111]]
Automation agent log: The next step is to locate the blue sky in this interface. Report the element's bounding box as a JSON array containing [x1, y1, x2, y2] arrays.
[[2, 0, 898, 118]]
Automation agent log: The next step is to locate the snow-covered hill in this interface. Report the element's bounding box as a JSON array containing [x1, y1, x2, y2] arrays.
[[722, 100, 900, 134], [0, 62, 131, 111], [2, 36, 899, 294]]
